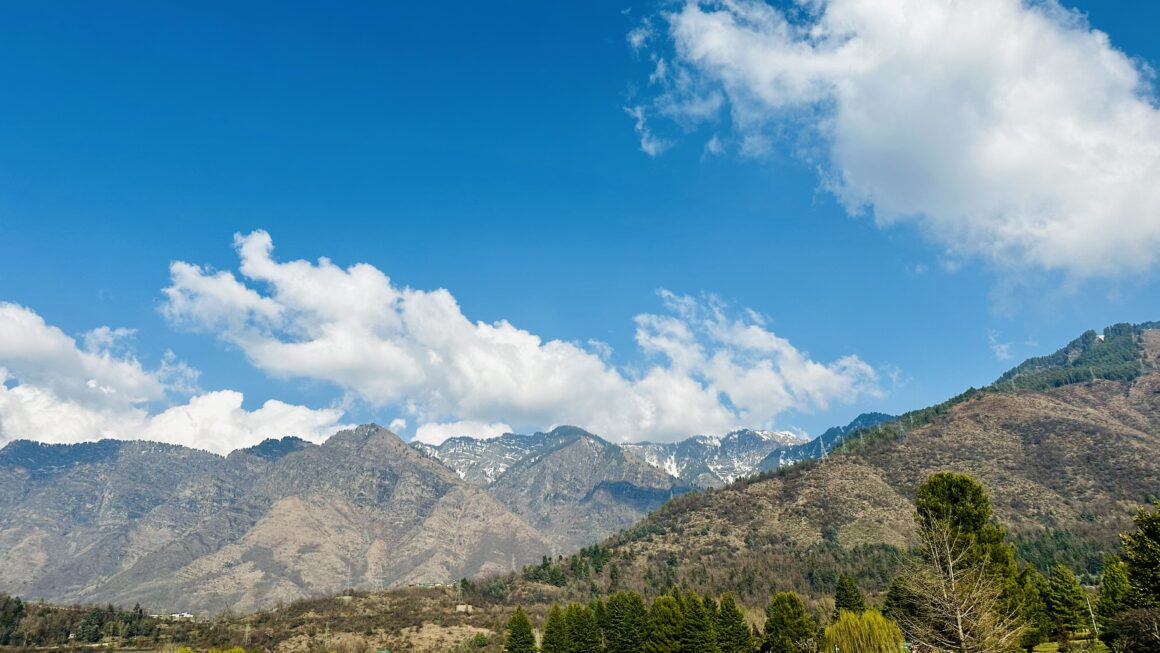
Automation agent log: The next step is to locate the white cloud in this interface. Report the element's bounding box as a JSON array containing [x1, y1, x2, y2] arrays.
[[627, 19, 654, 51], [625, 105, 673, 156], [162, 231, 880, 443], [0, 302, 346, 454], [704, 134, 725, 156], [413, 420, 514, 446], [988, 330, 1013, 361], [641, 0, 1160, 278]]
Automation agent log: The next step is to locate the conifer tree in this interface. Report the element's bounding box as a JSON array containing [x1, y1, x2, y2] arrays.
[[677, 591, 719, 653], [643, 596, 683, 653], [833, 574, 867, 619], [605, 592, 646, 653], [541, 605, 569, 653], [590, 598, 609, 647], [895, 473, 1029, 652], [1045, 563, 1088, 638], [1097, 558, 1132, 627], [1122, 501, 1160, 607], [715, 594, 755, 653], [504, 607, 538, 653], [702, 594, 719, 625], [822, 609, 905, 653], [762, 592, 816, 653], [564, 604, 602, 653]]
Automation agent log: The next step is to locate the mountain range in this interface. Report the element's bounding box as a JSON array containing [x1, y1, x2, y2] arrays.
[[1, 322, 1155, 617]]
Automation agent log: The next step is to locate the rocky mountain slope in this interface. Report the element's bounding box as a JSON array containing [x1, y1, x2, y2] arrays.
[[0, 425, 550, 614], [621, 429, 806, 487], [502, 323, 1160, 605], [485, 427, 689, 551], [412, 431, 555, 486]]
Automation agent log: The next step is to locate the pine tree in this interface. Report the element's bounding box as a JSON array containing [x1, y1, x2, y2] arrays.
[[605, 592, 646, 653], [1122, 501, 1160, 607], [1097, 558, 1132, 627], [895, 473, 1029, 652], [1045, 563, 1088, 638], [643, 596, 683, 653], [564, 604, 602, 653], [541, 605, 569, 653], [590, 598, 609, 647], [822, 609, 905, 653], [833, 574, 867, 619], [702, 595, 719, 626], [679, 591, 719, 653], [505, 607, 538, 653], [762, 592, 816, 653], [715, 594, 755, 653]]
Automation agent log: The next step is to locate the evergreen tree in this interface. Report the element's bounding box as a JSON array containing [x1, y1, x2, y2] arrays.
[[678, 591, 719, 653], [702, 594, 719, 626], [833, 574, 867, 619], [75, 610, 103, 644], [541, 605, 569, 653], [1098, 558, 1132, 627], [505, 607, 538, 653], [0, 595, 25, 646], [1045, 563, 1088, 637], [715, 594, 754, 653], [822, 610, 905, 653], [1122, 502, 1160, 607], [590, 598, 609, 647], [605, 592, 646, 653], [643, 596, 683, 653], [564, 604, 602, 653], [895, 473, 1028, 652], [762, 592, 816, 653]]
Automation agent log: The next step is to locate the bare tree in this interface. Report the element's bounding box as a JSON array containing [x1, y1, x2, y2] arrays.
[[894, 518, 1026, 653]]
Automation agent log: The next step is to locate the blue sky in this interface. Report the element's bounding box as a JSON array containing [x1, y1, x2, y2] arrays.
[[1, 1, 1159, 452]]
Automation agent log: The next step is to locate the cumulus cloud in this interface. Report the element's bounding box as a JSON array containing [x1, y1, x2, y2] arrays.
[[638, 0, 1160, 278], [162, 231, 879, 442], [0, 302, 346, 453]]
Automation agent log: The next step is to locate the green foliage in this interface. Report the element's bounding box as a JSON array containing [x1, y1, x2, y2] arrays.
[[1122, 502, 1160, 608], [1098, 558, 1132, 628], [993, 324, 1144, 391], [833, 574, 866, 619], [762, 592, 816, 653], [643, 596, 683, 653], [822, 609, 905, 653], [1013, 528, 1108, 580], [1045, 563, 1088, 637], [75, 609, 103, 643], [0, 594, 24, 645], [1109, 608, 1160, 652], [564, 604, 601, 653], [678, 591, 719, 653], [541, 605, 568, 653], [605, 592, 647, 653], [504, 607, 537, 653], [714, 594, 755, 653], [523, 556, 568, 587]]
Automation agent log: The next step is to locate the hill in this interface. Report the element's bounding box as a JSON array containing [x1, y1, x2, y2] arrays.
[[485, 323, 1160, 606]]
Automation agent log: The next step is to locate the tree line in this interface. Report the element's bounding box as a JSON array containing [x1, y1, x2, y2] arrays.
[[503, 472, 1160, 652]]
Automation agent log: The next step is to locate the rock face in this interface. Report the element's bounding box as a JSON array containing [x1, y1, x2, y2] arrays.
[[755, 412, 896, 473], [622, 429, 808, 487], [0, 425, 550, 614], [485, 427, 690, 551], [412, 432, 556, 486]]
